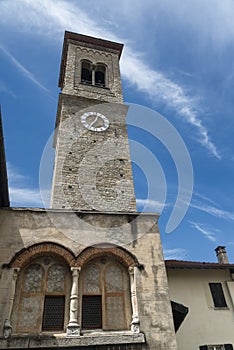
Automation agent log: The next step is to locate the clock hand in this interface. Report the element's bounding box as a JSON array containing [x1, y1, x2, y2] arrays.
[[89, 115, 99, 127]]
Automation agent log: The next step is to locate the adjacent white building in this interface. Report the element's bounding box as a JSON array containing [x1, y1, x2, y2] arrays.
[[166, 246, 234, 350]]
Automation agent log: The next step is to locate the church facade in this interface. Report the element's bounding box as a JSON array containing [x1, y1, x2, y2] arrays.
[[0, 31, 177, 350]]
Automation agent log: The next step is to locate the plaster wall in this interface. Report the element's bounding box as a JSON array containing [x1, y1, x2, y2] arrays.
[[167, 268, 234, 350]]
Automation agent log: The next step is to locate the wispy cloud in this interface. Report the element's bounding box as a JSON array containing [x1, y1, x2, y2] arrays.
[[190, 192, 234, 221], [0, 44, 51, 95], [9, 187, 43, 207], [0, 0, 220, 158], [0, 81, 16, 98], [191, 202, 234, 221], [190, 221, 217, 242], [7, 163, 43, 207], [121, 50, 220, 159], [163, 248, 188, 260], [136, 198, 167, 212], [192, 191, 219, 207]]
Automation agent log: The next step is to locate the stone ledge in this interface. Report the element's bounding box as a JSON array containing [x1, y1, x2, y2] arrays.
[[0, 331, 145, 349]]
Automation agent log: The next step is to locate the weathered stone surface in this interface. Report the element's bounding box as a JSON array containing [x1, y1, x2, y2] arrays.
[[51, 36, 135, 212], [0, 331, 145, 348], [0, 33, 177, 350], [51, 98, 136, 212], [0, 208, 176, 349]]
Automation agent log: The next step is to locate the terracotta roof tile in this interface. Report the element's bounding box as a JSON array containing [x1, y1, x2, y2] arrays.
[[165, 260, 234, 269]]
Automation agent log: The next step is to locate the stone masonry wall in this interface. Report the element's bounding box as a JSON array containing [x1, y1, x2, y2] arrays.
[[62, 41, 123, 103], [50, 95, 137, 212], [51, 38, 135, 212], [0, 208, 177, 350]]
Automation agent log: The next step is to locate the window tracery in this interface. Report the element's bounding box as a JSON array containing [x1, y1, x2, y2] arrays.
[[80, 257, 131, 331], [12, 256, 70, 334]]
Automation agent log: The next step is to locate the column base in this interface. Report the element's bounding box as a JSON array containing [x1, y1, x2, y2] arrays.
[[66, 322, 80, 337], [3, 319, 13, 339], [131, 317, 140, 334]]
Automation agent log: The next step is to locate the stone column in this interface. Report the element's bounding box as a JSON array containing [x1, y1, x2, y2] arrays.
[[92, 66, 96, 85], [3, 268, 20, 338], [66, 267, 81, 336], [129, 266, 140, 333]]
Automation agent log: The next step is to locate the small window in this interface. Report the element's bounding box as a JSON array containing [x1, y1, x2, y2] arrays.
[[95, 65, 106, 87], [42, 296, 65, 331], [81, 61, 92, 85], [200, 345, 233, 350], [209, 283, 227, 308], [82, 295, 102, 329]]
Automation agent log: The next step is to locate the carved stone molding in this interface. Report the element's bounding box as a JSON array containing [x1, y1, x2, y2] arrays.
[[76, 46, 113, 61]]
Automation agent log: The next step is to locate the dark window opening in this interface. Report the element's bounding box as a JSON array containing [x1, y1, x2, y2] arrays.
[[200, 345, 233, 350], [209, 283, 227, 308], [81, 61, 92, 85], [95, 67, 105, 87], [42, 296, 65, 331], [82, 295, 102, 329]]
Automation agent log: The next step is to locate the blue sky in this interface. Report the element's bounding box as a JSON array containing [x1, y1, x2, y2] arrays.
[[1, 0, 234, 262]]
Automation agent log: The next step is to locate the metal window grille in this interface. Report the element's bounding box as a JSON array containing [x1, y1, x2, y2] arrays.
[[82, 295, 102, 329], [42, 296, 65, 331]]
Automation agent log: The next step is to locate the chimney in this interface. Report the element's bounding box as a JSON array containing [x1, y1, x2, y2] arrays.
[[215, 246, 229, 264]]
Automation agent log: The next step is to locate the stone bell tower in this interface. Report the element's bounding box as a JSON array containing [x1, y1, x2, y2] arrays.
[[0, 31, 177, 350], [51, 31, 136, 212]]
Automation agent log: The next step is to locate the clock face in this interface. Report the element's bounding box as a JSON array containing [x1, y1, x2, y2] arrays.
[[81, 112, 109, 132]]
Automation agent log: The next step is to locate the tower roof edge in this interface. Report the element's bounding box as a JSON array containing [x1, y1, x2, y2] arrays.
[[58, 31, 124, 88]]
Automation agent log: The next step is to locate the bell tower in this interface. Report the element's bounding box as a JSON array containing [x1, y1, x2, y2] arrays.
[[51, 31, 136, 212]]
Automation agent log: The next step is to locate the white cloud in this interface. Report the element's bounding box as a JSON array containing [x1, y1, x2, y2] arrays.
[[7, 163, 43, 207], [7, 163, 28, 183], [136, 198, 167, 212], [190, 221, 218, 242], [163, 248, 188, 260], [121, 49, 220, 159], [157, 0, 234, 49], [0, 45, 51, 95], [9, 187, 43, 207], [190, 202, 234, 221], [0, 0, 221, 158], [192, 191, 218, 207], [190, 192, 234, 222]]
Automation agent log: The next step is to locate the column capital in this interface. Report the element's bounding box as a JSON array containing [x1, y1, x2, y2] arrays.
[[13, 268, 20, 279], [71, 267, 81, 275]]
